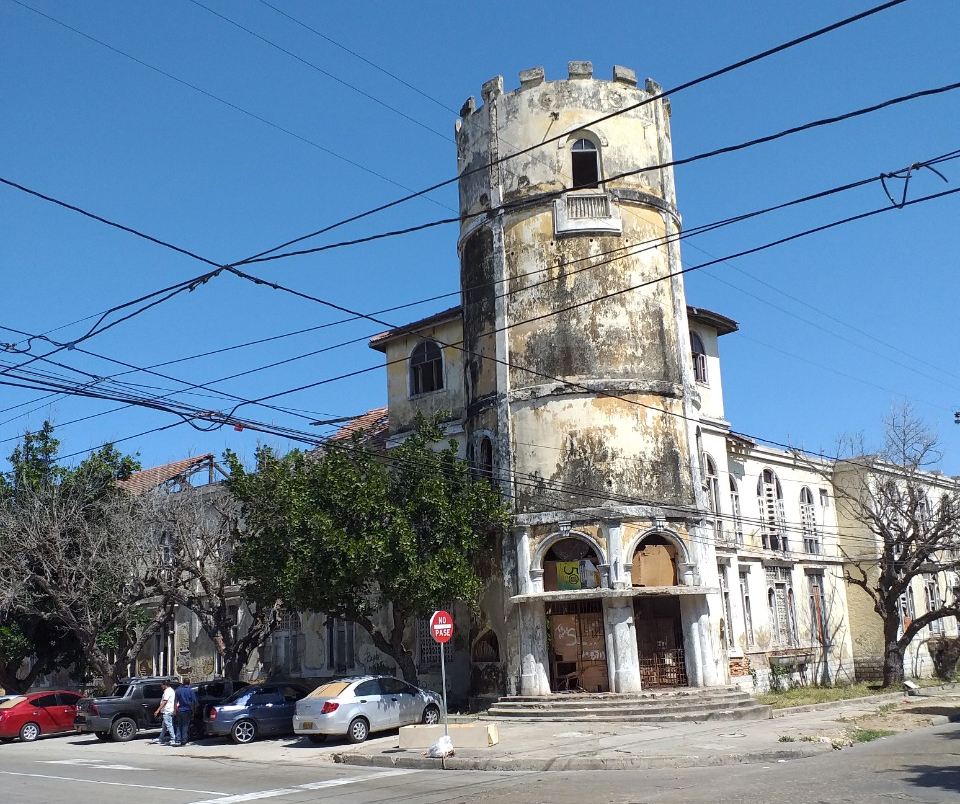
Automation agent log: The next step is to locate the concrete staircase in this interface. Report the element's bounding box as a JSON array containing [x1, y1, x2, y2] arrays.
[[482, 686, 772, 723]]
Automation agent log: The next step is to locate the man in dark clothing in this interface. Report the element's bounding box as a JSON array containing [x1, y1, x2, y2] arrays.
[[174, 678, 200, 746]]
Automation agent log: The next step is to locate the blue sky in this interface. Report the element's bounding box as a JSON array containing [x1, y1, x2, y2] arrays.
[[1, 0, 959, 475]]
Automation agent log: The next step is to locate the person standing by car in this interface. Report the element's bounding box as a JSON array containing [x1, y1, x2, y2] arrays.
[[173, 679, 199, 746], [153, 680, 176, 745]]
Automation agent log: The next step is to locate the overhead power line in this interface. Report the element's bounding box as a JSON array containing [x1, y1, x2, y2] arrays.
[[238, 79, 960, 266], [235, 0, 915, 264], [217, 183, 960, 455]]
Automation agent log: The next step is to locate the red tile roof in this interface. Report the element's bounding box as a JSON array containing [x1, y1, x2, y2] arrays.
[[117, 454, 223, 494], [327, 407, 389, 447]]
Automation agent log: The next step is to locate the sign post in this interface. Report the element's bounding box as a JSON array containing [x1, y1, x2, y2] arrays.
[[429, 609, 453, 737]]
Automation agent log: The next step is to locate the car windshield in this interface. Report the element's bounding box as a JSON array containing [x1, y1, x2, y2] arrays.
[[0, 697, 25, 709], [307, 682, 350, 699], [111, 684, 131, 696]]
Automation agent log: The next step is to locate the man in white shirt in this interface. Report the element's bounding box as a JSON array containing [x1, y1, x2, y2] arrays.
[[153, 680, 176, 745]]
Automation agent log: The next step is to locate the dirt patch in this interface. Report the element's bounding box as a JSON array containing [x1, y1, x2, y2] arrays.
[[782, 696, 960, 749]]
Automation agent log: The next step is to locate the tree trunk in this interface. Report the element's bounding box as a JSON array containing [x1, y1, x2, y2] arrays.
[[882, 615, 905, 688]]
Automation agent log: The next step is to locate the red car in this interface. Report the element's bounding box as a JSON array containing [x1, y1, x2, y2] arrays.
[[0, 690, 84, 742]]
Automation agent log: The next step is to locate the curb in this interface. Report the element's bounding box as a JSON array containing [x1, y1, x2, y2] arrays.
[[771, 692, 907, 717], [332, 744, 831, 772]]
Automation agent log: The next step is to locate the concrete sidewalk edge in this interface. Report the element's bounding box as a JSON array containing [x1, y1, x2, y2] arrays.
[[332, 744, 832, 772]]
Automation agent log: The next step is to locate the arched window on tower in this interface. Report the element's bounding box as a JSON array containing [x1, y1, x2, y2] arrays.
[[571, 138, 600, 189], [690, 331, 708, 384], [410, 340, 444, 396]]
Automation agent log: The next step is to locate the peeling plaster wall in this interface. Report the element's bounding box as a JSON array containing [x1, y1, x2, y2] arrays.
[[381, 317, 467, 439], [457, 66, 697, 518]]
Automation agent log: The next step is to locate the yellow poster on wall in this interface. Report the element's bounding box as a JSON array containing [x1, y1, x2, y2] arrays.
[[556, 561, 582, 590], [555, 560, 601, 590]]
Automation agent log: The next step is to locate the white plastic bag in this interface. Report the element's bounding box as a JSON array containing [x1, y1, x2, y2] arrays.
[[425, 734, 454, 758]]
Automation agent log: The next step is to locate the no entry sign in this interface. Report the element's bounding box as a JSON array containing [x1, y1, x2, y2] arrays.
[[430, 610, 454, 644]]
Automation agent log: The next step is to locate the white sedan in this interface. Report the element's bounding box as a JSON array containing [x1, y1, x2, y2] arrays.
[[293, 676, 442, 744]]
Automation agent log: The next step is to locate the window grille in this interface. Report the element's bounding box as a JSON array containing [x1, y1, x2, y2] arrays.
[[758, 469, 787, 552], [729, 477, 744, 545], [417, 617, 442, 670], [923, 574, 944, 634], [800, 487, 820, 555]]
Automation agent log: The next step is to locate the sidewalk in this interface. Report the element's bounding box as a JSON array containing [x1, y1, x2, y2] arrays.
[[330, 687, 960, 772]]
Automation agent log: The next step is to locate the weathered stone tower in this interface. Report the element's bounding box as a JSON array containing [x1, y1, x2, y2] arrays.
[[456, 62, 725, 696]]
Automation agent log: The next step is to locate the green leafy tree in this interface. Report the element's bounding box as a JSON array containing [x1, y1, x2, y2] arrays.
[[226, 414, 512, 683], [0, 422, 172, 686]]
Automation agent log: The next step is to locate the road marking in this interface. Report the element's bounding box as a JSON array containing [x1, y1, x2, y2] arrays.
[[0, 770, 223, 795], [41, 759, 148, 770], [186, 769, 417, 804]]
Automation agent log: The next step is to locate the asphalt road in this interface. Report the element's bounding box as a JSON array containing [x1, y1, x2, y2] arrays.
[[2, 722, 958, 804]]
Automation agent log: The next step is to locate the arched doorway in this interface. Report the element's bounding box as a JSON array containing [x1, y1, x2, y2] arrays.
[[541, 537, 608, 692], [630, 535, 688, 687]]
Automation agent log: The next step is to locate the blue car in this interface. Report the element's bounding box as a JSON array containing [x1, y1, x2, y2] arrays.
[[203, 682, 309, 744]]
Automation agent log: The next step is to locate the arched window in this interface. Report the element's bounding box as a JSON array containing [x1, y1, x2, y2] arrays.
[[478, 436, 493, 480], [757, 469, 786, 552], [690, 331, 708, 384], [729, 476, 744, 546], [410, 340, 443, 395], [544, 537, 603, 591], [800, 487, 819, 554], [703, 454, 720, 539], [571, 138, 600, 189]]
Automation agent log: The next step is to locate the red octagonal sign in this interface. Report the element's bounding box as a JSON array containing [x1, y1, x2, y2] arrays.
[[430, 610, 454, 644]]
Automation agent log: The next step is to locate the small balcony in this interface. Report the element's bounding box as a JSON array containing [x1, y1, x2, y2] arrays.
[[553, 192, 622, 237]]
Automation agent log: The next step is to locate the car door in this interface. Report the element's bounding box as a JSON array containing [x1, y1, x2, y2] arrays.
[[52, 693, 82, 732], [380, 678, 421, 726], [249, 686, 284, 733], [374, 678, 404, 730], [24, 694, 61, 736], [141, 684, 164, 727], [352, 680, 391, 732]]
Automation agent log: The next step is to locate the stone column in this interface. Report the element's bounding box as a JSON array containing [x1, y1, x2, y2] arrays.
[[515, 526, 532, 595], [679, 594, 724, 687], [603, 597, 642, 693], [518, 600, 551, 696], [606, 520, 627, 589]]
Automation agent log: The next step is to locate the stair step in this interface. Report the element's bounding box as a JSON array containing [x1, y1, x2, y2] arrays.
[[480, 706, 772, 723], [487, 700, 761, 717]]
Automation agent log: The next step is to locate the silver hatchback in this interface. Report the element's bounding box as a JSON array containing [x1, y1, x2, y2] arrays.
[[293, 676, 442, 744]]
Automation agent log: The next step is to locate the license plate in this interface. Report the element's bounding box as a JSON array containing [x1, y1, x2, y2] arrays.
[[301, 721, 313, 729]]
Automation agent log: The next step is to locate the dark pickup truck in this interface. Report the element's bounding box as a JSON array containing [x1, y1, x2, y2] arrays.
[[74, 676, 180, 742]]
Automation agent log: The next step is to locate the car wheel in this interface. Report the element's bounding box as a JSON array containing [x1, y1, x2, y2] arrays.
[[346, 717, 369, 744], [94, 731, 111, 741], [19, 722, 41, 742], [307, 734, 327, 744], [422, 705, 441, 725], [111, 717, 137, 742], [230, 719, 257, 745]]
